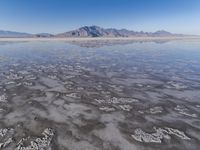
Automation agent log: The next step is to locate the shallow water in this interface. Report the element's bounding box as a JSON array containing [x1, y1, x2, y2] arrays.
[[0, 40, 200, 150]]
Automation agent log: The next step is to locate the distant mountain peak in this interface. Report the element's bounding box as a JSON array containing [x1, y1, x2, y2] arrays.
[[56, 26, 179, 38], [0, 30, 32, 38], [0, 26, 185, 38], [154, 30, 172, 34], [35, 33, 54, 37]]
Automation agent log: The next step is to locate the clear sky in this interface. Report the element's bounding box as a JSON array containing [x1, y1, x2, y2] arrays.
[[0, 0, 200, 34]]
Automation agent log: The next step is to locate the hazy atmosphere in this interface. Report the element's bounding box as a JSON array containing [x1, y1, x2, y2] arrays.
[[0, 0, 200, 34]]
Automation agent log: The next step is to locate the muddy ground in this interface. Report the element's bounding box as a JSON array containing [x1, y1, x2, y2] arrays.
[[0, 40, 200, 150]]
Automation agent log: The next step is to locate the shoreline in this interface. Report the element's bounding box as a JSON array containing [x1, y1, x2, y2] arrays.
[[0, 36, 200, 42]]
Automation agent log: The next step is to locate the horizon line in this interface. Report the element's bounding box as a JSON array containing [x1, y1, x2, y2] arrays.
[[0, 25, 188, 35]]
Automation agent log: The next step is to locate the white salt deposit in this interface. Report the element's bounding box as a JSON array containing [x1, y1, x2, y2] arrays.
[[99, 106, 115, 112], [0, 94, 7, 103], [132, 127, 190, 143], [16, 128, 54, 150], [175, 105, 197, 118]]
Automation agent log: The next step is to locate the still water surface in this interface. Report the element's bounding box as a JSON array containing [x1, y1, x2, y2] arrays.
[[0, 40, 199, 150]]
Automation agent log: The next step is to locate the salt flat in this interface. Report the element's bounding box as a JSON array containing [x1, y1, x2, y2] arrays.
[[0, 36, 199, 41], [0, 40, 199, 149]]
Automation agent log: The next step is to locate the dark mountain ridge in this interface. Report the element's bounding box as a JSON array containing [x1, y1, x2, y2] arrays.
[[56, 26, 183, 37], [0, 26, 185, 38]]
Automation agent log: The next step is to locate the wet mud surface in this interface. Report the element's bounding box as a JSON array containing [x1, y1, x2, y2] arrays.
[[0, 40, 200, 149]]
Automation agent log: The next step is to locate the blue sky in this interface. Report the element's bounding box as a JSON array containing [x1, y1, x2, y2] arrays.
[[0, 0, 200, 34]]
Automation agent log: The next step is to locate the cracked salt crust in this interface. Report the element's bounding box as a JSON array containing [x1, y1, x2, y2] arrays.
[[99, 106, 115, 112], [131, 127, 190, 143], [16, 128, 54, 150], [175, 105, 197, 118]]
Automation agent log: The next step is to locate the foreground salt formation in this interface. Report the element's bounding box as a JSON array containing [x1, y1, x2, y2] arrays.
[[0, 128, 14, 149], [0, 127, 54, 149], [16, 128, 54, 150], [174, 105, 197, 118], [95, 97, 138, 112], [0, 94, 7, 103], [131, 127, 190, 143]]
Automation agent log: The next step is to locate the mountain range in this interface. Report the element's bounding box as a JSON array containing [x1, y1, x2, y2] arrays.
[[0, 30, 32, 38], [0, 26, 184, 38]]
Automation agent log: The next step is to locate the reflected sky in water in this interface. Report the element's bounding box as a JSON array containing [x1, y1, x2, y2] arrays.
[[0, 40, 200, 150]]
